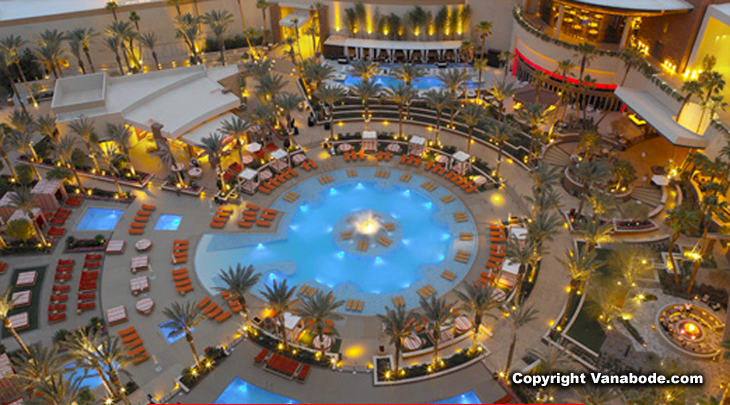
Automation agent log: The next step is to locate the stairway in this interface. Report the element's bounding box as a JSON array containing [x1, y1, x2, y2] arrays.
[[542, 142, 578, 168], [630, 186, 663, 210]]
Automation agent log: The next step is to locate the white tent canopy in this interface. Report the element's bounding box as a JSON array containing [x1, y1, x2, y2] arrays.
[[180, 112, 239, 146], [270, 149, 287, 160]]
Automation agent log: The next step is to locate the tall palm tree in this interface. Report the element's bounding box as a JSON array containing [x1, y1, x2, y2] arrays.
[[234, 0, 258, 60], [574, 42, 597, 90], [503, 304, 538, 378], [437, 69, 468, 126], [69, 28, 98, 73], [554, 59, 575, 121], [665, 204, 700, 283], [106, 122, 136, 176], [460, 103, 483, 154], [419, 296, 454, 367], [168, 0, 183, 16], [487, 81, 516, 123], [0, 124, 18, 180], [256, 0, 271, 53], [260, 279, 298, 349], [67, 39, 86, 74], [104, 35, 125, 75], [12, 344, 68, 390], [62, 331, 114, 396], [473, 59, 489, 100], [459, 41, 476, 98], [35, 29, 66, 78], [220, 116, 253, 164], [199, 133, 227, 194], [532, 70, 549, 103], [107, 21, 138, 71], [455, 283, 497, 349], [255, 73, 287, 103], [377, 306, 416, 375], [161, 301, 206, 367], [475, 21, 492, 60], [506, 238, 540, 304], [488, 120, 515, 180], [688, 194, 729, 294], [298, 291, 344, 357], [526, 210, 562, 250], [214, 264, 262, 327], [677, 80, 703, 122], [202, 10, 234, 66], [316, 84, 346, 139], [244, 103, 277, 137], [55, 135, 86, 193], [153, 143, 185, 186], [0, 35, 39, 108], [6, 130, 41, 180], [27, 374, 84, 405], [129, 11, 141, 32], [385, 82, 416, 137], [139, 32, 161, 70], [574, 159, 611, 218], [350, 79, 382, 131], [558, 246, 598, 290], [499, 50, 516, 86], [517, 102, 554, 164], [106, 1, 120, 22], [273, 92, 305, 150], [301, 60, 335, 95], [8, 188, 47, 246], [423, 89, 453, 146], [0, 288, 30, 355], [68, 116, 100, 173], [392, 63, 425, 118], [97, 144, 125, 195], [93, 335, 134, 405], [530, 161, 562, 195], [579, 218, 613, 254], [34, 114, 59, 146], [349, 59, 380, 80], [175, 13, 202, 63]]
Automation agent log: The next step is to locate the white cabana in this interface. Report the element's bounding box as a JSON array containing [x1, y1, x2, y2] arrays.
[[325, 35, 463, 63], [497, 259, 519, 289], [246, 142, 262, 153], [452, 151, 472, 175], [31, 179, 67, 211], [362, 131, 378, 152], [8, 208, 46, 232], [408, 136, 427, 156], [238, 168, 258, 195]]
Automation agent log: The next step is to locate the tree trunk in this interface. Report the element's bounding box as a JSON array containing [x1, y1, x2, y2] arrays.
[[435, 111, 441, 145], [394, 343, 401, 374], [398, 105, 403, 137], [329, 105, 335, 138], [467, 126, 473, 154], [84, 47, 96, 73], [477, 69, 483, 101], [262, 10, 268, 54], [3, 154, 18, 180], [120, 43, 132, 71], [115, 54, 125, 75], [480, 36, 486, 60], [152, 51, 161, 70], [219, 38, 227, 66], [667, 232, 680, 284], [677, 96, 691, 122], [15, 62, 38, 107], [4, 320, 30, 355], [279, 316, 289, 349], [71, 167, 86, 193], [472, 317, 481, 349], [433, 332, 440, 367], [365, 103, 370, 131], [504, 330, 517, 376], [236, 0, 258, 60], [113, 178, 123, 196], [110, 370, 132, 405], [186, 331, 201, 367], [76, 57, 86, 74], [496, 145, 504, 179]]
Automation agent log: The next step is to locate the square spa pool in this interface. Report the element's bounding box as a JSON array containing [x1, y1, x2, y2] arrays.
[[215, 377, 299, 404], [154, 215, 182, 230], [75, 208, 124, 231]]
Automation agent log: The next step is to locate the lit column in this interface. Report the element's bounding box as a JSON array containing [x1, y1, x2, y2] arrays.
[[554, 4, 565, 39], [619, 17, 634, 50]]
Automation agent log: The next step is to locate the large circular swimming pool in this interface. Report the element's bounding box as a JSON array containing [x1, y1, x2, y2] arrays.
[[195, 168, 477, 314]]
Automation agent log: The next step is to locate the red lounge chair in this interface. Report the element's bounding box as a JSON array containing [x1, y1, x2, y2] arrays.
[[48, 304, 66, 312], [121, 332, 139, 343], [81, 270, 99, 280], [77, 302, 96, 312], [55, 273, 71, 282], [302, 161, 312, 171], [384, 151, 391, 161], [51, 294, 68, 303], [141, 204, 156, 211], [58, 259, 75, 266], [308, 159, 318, 169], [425, 161, 433, 170], [50, 218, 66, 225], [79, 281, 98, 292], [413, 156, 422, 167], [58, 208, 72, 215], [49, 226, 66, 236], [48, 313, 66, 324], [52, 284, 70, 293], [78, 292, 96, 301], [84, 261, 100, 269], [85, 254, 102, 261], [399, 154, 407, 163], [56, 266, 73, 273]]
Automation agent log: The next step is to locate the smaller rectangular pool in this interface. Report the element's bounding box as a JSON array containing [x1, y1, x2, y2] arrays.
[[64, 364, 103, 390], [76, 208, 124, 231], [215, 377, 299, 404], [158, 321, 193, 344], [154, 215, 182, 230], [431, 391, 482, 404]]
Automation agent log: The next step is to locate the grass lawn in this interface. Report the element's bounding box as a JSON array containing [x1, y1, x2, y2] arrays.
[[566, 299, 607, 353], [2, 266, 46, 337]]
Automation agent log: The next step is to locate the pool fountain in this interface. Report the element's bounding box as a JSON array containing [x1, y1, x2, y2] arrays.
[[656, 303, 722, 358]]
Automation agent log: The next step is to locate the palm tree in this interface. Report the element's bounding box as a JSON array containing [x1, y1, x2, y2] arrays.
[[301, 60, 335, 95], [517, 103, 554, 164], [0, 35, 39, 108], [526, 210, 562, 250], [97, 144, 125, 195], [214, 264, 262, 327], [199, 133, 227, 194], [688, 194, 729, 294], [529, 161, 562, 194], [0, 124, 18, 180], [475, 21, 492, 60], [55, 135, 86, 193], [350, 79, 382, 131], [202, 10, 234, 66], [423, 89, 453, 146], [260, 279, 297, 349], [0, 288, 30, 354], [153, 143, 185, 186], [460, 103, 483, 154], [392, 64, 425, 88], [304, 25, 318, 56], [104, 35, 125, 75], [574, 42, 597, 90], [256, 0, 271, 52], [419, 296, 454, 367], [532, 70, 549, 103], [139, 32, 161, 70], [244, 103, 277, 136], [349, 59, 380, 80], [243, 57, 273, 81], [35, 30, 66, 78], [377, 305, 416, 375], [67, 38, 86, 74], [455, 283, 497, 349], [487, 81, 516, 122], [570, 384, 619, 405], [220, 116, 254, 164], [234, 0, 258, 60], [69, 28, 98, 73], [27, 374, 84, 405], [255, 73, 287, 104], [502, 304, 538, 378], [574, 159, 611, 218], [107, 21, 138, 71], [385, 82, 416, 137], [175, 13, 202, 63], [298, 291, 344, 357], [6, 130, 41, 180], [677, 80, 703, 122], [316, 84, 346, 139], [273, 92, 305, 150], [460, 41, 476, 98], [620, 45, 643, 86], [554, 59, 575, 120], [35, 114, 59, 145], [68, 116, 100, 173], [665, 204, 700, 283], [129, 11, 141, 32], [437, 69, 468, 126], [473, 59, 489, 101], [499, 51, 516, 86], [506, 238, 540, 304], [488, 120, 516, 180], [8, 188, 47, 245], [93, 335, 134, 405], [161, 301, 206, 367], [106, 1, 119, 22], [12, 344, 68, 389], [558, 246, 598, 290], [579, 218, 613, 254], [106, 122, 136, 176], [62, 331, 130, 402], [168, 0, 183, 16]]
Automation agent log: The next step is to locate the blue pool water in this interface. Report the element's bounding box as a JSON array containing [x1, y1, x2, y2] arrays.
[[158, 321, 193, 344], [65, 364, 103, 390], [154, 214, 183, 230], [342, 75, 478, 90], [205, 181, 451, 294], [75, 208, 124, 230], [215, 377, 298, 404], [432, 391, 482, 404]]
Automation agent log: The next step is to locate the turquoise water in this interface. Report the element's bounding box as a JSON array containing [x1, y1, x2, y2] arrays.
[[154, 214, 183, 230], [75, 208, 123, 230], [65, 364, 103, 390], [342, 75, 478, 90], [158, 321, 193, 344], [205, 181, 450, 294], [432, 391, 482, 404], [215, 377, 298, 404]]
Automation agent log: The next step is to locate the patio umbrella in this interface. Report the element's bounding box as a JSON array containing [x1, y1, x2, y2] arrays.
[[246, 142, 262, 153], [337, 143, 353, 152], [386, 143, 401, 153], [651, 175, 669, 186]]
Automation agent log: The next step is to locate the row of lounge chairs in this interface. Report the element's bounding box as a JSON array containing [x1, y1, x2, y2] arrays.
[[48, 257, 74, 324], [196, 297, 232, 323], [479, 223, 507, 287], [221, 291, 243, 312], [66, 196, 83, 207], [343, 150, 365, 162], [48, 226, 66, 237], [445, 170, 479, 193], [210, 207, 233, 229], [118, 326, 150, 364], [300, 159, 318, 171], [375, 151, 393, 161], [399, 154, 423, 167], [45, 207, 72, 227], [259, 167, 299, 195], [238, 206, 278, 228], [130, 204, 156, 235], [172, 267, 194, 296]]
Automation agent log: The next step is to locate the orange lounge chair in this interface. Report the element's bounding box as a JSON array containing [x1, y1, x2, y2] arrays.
[[175, 278, 192, 288], [141, 204, 156, 211], [202, 301, 218, 314], [216, 311, 232, 322], [130, 222, 145, 229], [302, 161, 312, 171], [256, 220, 271, 227], [124, 338, 143, 349], [172, 255, 188, 265], [385, 151, 391, 161], [377, 151, 383, 161], [177, 284, 193, 295], [132, 352, 150, 364], [129, 228, 144, 235], [237, 220, 253, 228], [127, 345, 146, 357], [173, 239, 189, 246], [308, 159, 318, 169], [197, 297, 212, 309], [261, 213, 275, 221], [136, 210, 151, 217], [121, 332, 140, 343], [208, 306, 223, 319], [210, 221, 225, 229], [173, 272, 189, 282], [134, 216, 148, 223], [118, 326, 137, 337]]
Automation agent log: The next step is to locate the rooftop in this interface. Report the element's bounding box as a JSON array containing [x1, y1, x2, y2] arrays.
[[0, 0, 158, 22], [558, 0, 692, 13]]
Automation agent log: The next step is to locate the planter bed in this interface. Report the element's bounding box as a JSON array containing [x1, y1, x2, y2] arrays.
[[28, 160, 153, 188], [161, 183, 203, 196], [612, 219, 658, 233], [373, 346, 488, 385]]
